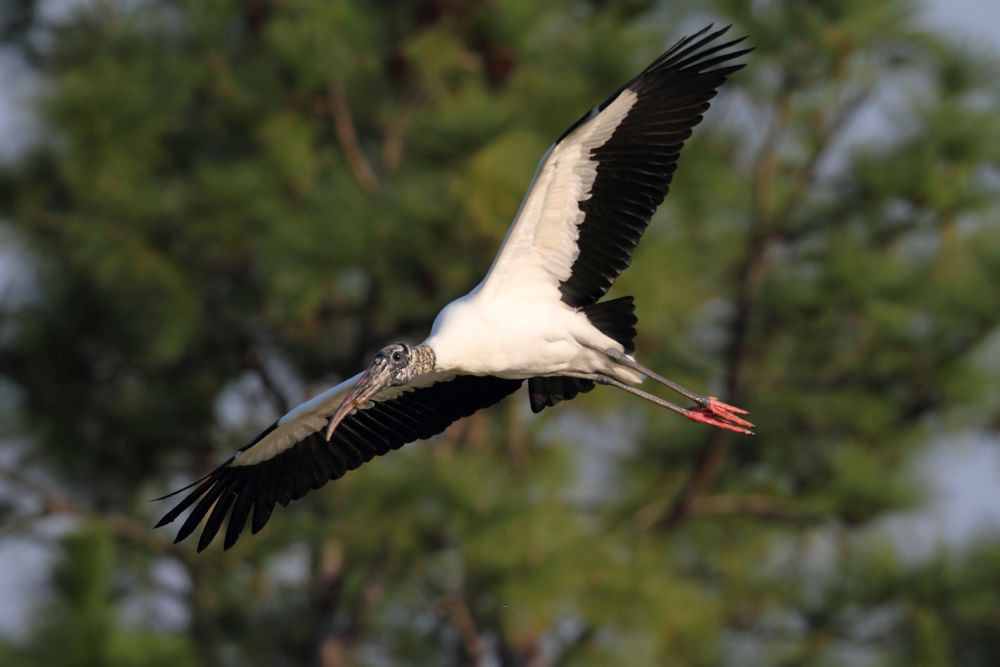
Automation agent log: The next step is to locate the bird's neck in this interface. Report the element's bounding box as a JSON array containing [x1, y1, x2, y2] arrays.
[[411, 344, 436, 376]]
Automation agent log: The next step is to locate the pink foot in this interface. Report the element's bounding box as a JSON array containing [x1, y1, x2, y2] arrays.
[[685, 397, 755, 435]]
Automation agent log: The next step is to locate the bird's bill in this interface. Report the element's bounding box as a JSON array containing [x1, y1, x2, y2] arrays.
[[323, 368, 388, 441]]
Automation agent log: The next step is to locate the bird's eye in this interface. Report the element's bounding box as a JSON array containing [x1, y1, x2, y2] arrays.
[[392, 351, 403, 362]]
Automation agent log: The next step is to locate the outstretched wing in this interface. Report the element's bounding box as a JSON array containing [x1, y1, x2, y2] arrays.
[[476, 25, 750, 307], [156, 374, 522, 551]]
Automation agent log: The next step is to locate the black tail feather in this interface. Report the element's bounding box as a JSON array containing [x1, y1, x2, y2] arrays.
[[581, 296, 637, 353], [528, 375, 596, 413]]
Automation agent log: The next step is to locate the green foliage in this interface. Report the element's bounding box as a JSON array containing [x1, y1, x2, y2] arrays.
[[1, 0, 999, 665], [0, 523, 196, 667]]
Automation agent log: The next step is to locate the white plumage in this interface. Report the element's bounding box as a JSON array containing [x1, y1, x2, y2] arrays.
[[157, 25, 754, 551], [477, 89, 639, 300]]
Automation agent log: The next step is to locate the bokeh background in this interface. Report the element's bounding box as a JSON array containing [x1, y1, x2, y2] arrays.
[[2, 0, 1000, 665]]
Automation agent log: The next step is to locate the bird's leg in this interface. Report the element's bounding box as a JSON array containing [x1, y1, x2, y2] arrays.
[[557, 371, 752, 434], [557, 372, 693, 418], [597, 350, 755, 435], [602, 349, 708, 404]]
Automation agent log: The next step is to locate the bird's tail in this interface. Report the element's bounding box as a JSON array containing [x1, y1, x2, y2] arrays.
[[580, 296, 637, 353]]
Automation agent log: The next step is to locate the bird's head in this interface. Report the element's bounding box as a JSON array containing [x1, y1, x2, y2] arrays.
[[324, 343, 434, 440]]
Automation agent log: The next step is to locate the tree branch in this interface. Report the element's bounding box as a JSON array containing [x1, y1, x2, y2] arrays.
[[245, 345, 291, 415], [315, 539, 354, 667], [690, 493, 819, 522], [660, 80, 877, 533], [0, 463, 177, 553], [661, 102, 786, 532], [328, 80, 380, 194], [381, 86, 421, 175], [440, 592, 482, 666]]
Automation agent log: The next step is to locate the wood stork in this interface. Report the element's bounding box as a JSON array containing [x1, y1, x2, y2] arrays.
[[157, 25, 753, 551]]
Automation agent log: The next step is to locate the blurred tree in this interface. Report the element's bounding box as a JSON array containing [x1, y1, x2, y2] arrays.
[[1, 0, 999, 665], [0, 522, 197, 667]]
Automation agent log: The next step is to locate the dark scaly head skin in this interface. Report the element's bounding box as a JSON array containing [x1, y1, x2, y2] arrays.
[[324, 343, 436, 439], [375, 343, 436, 385]]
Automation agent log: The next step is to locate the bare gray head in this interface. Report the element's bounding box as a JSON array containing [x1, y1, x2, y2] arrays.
[[369, 343, 435, 385], [324, 343, 435, 440]]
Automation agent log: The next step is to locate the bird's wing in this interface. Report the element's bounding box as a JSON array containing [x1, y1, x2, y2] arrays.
[[155, 374, 523, 551], [476, 25, 750, 307]]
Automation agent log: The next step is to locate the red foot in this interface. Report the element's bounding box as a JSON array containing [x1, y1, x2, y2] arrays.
[[685, 397, 755, 435]]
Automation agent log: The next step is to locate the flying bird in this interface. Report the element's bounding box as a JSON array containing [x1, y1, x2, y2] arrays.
[[157, 25, 753, 551]]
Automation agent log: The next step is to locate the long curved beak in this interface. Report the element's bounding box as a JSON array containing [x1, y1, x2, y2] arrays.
[[323, 368, 388, 441]]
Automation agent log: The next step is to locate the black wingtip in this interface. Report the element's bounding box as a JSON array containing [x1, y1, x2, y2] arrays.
[[196, 533, 212, 553], [149, 455, 236, 503], [150, 479, 203, 503], [556, 23, 752, 308], [173, 516, 199, 545]]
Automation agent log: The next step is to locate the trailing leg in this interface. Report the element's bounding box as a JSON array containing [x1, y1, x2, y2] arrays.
[[599, 348, 753, 434], [557, 371, 754, 435]]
